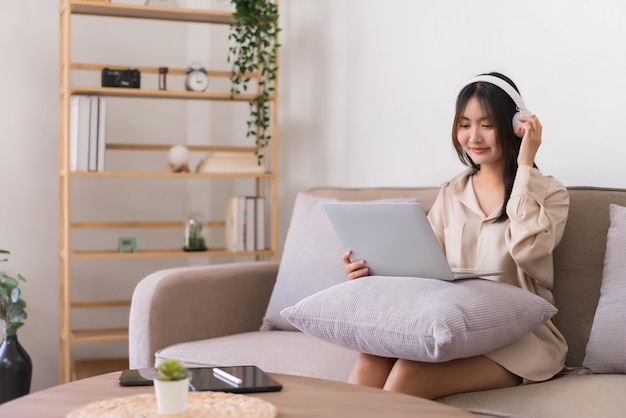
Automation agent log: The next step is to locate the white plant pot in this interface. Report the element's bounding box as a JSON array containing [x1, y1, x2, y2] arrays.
[[154, 378, 189, 415]]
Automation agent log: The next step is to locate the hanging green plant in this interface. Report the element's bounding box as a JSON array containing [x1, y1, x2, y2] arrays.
[[228, 0, 280, 164]]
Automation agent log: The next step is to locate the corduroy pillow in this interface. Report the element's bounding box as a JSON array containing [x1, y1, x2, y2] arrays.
[[281, 276, 557, 363], [261, 192, 418, 331], [582, 204, 626, 374]]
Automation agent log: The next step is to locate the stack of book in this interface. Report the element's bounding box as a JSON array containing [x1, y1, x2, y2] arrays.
[[70, 95, 107, 172], [225, 196, 266, 252], [196, 151, 264, 174]]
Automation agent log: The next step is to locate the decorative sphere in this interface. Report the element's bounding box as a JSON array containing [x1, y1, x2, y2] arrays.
[[168, 145, 190, 166]]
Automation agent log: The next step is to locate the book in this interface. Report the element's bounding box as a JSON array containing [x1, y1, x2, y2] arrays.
[[225, 196, 246, 252], [225, 196, 237, 252], [87, 96, 99, 171], [245, 196, 257, 251], [255, 196, 266, 250], [225, 196, 266, 252], [70, 95, 90, 171], [196, 152, 264, 174], [96, 97, 107, 172]]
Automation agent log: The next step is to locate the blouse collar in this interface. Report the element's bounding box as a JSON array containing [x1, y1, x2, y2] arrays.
[[448, 168, 502, 221]]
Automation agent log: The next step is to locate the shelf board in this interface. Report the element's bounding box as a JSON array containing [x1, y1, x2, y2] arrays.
[[69, 171, 273, 178], [105, 144, 258, 153], [70, 248, 274, 260], [70, 220, 226, 229], [72, 357, 129, 381], [68, 1, 235, 25], [70, 327, 129, 343], [71, 299, 131, 309], [69, 86, 259, 101], [71, 63, 246, 79]]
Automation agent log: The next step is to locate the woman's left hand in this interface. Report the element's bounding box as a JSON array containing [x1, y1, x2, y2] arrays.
[[516, 114, 542, 167]]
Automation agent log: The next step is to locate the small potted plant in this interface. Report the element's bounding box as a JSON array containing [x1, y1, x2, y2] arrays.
[[154, 358, 190, 415]]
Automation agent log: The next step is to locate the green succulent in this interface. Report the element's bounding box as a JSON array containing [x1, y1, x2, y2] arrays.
[[0, 249, 27, 337], [155, 358, 190, 381]]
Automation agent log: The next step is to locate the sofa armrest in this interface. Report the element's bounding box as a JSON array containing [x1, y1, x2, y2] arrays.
[[129, 261, 279, 369]]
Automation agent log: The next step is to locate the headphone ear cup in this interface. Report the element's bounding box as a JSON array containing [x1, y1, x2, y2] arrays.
[[512, 109, 532, 138], [512, 111, 524, 138]]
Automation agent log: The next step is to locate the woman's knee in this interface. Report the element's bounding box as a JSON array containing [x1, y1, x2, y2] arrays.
[[383, 359, 433, 397], [349, 354, 396, 387], [383, 356, 521, 399]]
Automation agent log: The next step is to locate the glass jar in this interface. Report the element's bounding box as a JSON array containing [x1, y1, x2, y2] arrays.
[[183, 213, 207, 251]]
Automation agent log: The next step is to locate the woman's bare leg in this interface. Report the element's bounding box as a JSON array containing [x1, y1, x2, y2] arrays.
[[348, 353, 397, 388], [384, 355, 521, 399]]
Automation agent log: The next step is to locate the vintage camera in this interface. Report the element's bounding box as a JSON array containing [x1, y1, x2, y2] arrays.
[[101, 68, 141, 89]]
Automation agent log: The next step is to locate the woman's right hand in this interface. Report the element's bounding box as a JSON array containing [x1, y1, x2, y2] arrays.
[[517, 114, 542, 167], [342, 250, 369, 280]]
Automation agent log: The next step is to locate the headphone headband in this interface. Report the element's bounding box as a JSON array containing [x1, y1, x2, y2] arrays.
[[461, 75, 528, 113], [461, 74, 531, 138]]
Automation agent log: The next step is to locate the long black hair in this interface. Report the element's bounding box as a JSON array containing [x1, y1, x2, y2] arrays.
[[451, 72, 534, 222]]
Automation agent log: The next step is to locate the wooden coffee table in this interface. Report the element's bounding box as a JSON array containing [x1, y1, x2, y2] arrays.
[[0, 371, 474, 417]]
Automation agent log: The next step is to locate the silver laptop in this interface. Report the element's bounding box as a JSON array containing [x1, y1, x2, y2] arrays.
[[323, 202, 504, 281]]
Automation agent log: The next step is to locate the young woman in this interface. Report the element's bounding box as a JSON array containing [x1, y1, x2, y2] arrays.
[[342, 72, 569, 399]]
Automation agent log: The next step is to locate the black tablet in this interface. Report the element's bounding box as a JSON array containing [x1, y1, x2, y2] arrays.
[[189, 366, 282, 394], [118, 368, 154, 386], [118, 365, 282, 394]]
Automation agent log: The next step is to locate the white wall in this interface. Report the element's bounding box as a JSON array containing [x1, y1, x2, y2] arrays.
[[0, 0, 61, 391], [275, 0, 626, 278], [277, 1, 626, 200], [1, 0, 625, 391]]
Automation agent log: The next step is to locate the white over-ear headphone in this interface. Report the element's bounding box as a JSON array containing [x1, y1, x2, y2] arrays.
[[461, 75, 531, 138]]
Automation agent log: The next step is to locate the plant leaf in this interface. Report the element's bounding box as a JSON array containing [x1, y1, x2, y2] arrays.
[[10, 287, 20, 303]]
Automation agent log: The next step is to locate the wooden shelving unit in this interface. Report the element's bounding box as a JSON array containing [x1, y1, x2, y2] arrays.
[[58, 0, 278, 383]]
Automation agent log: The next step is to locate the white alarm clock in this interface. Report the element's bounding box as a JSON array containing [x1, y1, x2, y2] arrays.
[[184, 63, 209, 92]]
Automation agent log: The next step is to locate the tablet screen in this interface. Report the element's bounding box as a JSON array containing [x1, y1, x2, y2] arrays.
[[188, 366, 282, 393]]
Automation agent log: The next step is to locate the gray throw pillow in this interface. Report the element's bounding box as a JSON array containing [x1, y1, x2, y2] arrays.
[[281, 276, 557, 362], [261, 192, 419, 331], [261, 192, 346, 331], [582, 204, 626, 374]]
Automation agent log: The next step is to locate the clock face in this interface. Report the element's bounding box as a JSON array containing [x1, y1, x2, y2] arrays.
[[185, 69, 209, 92]]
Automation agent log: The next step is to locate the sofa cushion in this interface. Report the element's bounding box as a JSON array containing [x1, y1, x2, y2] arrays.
[[582, 203, 626, 374], [551, 187, 626, 368], [261, 192, 346, 331], [281, 276, 557, 363], [155, 330, 358, 382], [438, 373, 626, 418]]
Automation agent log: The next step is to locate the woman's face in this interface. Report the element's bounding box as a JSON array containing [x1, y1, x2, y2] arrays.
[[456, 96, 503, 167]]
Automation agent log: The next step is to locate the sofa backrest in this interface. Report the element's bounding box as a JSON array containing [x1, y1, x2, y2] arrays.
[[307, 185, 626, 368]]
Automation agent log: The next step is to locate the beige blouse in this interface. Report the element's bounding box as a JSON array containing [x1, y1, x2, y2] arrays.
[[427, 165, 569, 382]]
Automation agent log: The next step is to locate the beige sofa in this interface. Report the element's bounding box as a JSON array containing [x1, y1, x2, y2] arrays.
[[129, 186, 626, 417]]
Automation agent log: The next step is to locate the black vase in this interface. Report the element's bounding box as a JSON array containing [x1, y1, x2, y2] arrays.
[[0, 334, 32, 404]]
